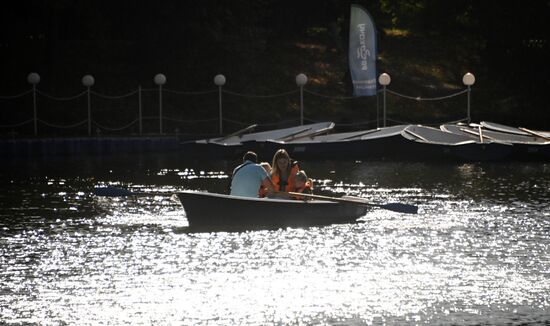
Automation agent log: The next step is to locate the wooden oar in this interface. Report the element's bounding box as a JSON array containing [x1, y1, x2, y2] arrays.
[[96, 187, 417, 214], [278, 126, 334, 142], [213, 124, 258, 142], [459, 127, 513, 145], [282, 191, 418, 214], [519, 127, 550, 141], [275, 126, 313, 141]]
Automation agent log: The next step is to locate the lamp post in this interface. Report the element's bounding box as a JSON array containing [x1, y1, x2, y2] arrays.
[[296, 73, 308, 125], [82, 75, 95, 136], [214, 74, 226, 135], [462, 72, 475, 124], [378, 73, 391, 127], [138, 85, 142, 135], [154, 74, 166, 134], [27, 72, 40, 135]]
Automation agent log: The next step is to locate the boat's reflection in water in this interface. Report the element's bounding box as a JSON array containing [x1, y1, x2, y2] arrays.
[[1, 156, 549, 325]]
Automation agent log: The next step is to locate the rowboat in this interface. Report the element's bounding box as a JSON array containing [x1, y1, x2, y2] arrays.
[[480, 121, 550, 138], [252, 125, 410, 159], [441, 123, 550, 160], [94, 186, 416, 230], [402, 125, 512, 161], [177, 191, 369, 229], [253, 123, 514, 161]]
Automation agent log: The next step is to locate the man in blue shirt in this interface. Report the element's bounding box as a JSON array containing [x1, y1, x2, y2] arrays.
[[230, 151, 275, 198]]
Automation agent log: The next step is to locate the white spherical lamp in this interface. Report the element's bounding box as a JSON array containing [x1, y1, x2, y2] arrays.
[[295, 74, 308, 87], [82, 75, 95, 87], [378, 73, 391, 86], [27, 72, 40, 85], [214, 74, 226, 86], [154, 73, 166, 85], [463, 72, 475, 86]]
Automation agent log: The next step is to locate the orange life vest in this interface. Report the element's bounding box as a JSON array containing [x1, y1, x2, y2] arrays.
[[271, 162, 300, 192]]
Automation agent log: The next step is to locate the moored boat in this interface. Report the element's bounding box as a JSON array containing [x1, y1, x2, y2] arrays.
[[480, 121, 550, 138], [254, 125, 409, 159], [180, 122, 335, 159], [177, 191, 369, 229], [402, 125, 512, 161], [441, 123, 550, 160]]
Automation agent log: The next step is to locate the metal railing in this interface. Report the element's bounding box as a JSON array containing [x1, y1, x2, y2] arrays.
[[0, 72, 475, 137]]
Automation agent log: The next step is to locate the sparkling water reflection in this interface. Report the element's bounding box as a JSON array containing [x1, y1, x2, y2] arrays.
[[1, 155, 549, 325]]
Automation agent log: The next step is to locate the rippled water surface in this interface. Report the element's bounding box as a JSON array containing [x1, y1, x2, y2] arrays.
[[1, 154, 549, 325]]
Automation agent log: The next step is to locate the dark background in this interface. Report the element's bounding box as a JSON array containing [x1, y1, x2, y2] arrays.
[[1, 0, 549, 136]]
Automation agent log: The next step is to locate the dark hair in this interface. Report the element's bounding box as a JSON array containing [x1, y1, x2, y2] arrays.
[[243, 151, 258, 163]]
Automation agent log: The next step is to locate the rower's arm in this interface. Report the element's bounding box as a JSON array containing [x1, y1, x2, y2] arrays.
[[262, 177, 276, 195]]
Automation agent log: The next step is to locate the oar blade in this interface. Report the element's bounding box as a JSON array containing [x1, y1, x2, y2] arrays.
[[305, 194, 418, 214], [379, 202, 418, 214]]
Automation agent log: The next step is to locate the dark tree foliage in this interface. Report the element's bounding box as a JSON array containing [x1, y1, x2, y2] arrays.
[[1, 0, 548, 131]]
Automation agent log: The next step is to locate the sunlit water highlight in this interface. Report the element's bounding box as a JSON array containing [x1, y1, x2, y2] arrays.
[[1, 155, 549, 325]]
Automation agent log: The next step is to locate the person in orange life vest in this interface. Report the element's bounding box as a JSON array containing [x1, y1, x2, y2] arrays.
[[293, 170, 313, 194], [270, 149, 300, 192], [290, 170, 313, 200], [258, 162, 272, 198]]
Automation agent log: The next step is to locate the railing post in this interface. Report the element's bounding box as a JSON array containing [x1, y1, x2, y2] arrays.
[[159, 84, 163, 134], [467, 85, 471, 124], [376, 90, 380, 129], [33, 84, 37, 135], [378, 73, 391, 128], [462, 72, 475, 124], [154, 74, 166, 135], [82, 75, 95, 136], [383, 85, 387, 127], [138, 85, 142, 135], [27, 73, 40, 136], [214, 74, 226, 135], [87, 88, 91, 135], [296, 74, 308, 126]]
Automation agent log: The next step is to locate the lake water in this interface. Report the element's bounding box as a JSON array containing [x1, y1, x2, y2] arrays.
[[1, 153, 549, 325]]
